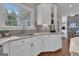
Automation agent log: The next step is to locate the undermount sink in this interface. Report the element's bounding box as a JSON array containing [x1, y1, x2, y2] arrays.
[[16, 34, 34, 37]]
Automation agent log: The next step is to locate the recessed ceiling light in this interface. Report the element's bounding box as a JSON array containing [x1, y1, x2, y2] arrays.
[[69, 5, 72, 8]]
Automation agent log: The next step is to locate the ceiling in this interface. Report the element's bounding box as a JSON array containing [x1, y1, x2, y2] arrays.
[[21, 3, 79, 17], [22, 3, 40, 9], [54, 3, 79, 16]]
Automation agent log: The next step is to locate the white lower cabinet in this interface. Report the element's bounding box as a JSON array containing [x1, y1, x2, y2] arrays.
[[9, 38, 32, 56], [42, 35, 56, 52], [54, 34, 62, 50], [9, 36, 42, 56], [10, 43, 31, 56], [31, 36, 42, 56], [2, 34, 62, 56], [42, 34, 62, 52], [2, 42, 10, 55]]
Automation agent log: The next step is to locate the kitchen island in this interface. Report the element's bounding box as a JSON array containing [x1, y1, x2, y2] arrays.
[[0, 32, 62, 56]]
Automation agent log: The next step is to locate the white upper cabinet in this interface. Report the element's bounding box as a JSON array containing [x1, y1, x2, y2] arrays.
[[37, 4, 51, 25], [37, 4, 58, 25], [37, 3, 58, 33]]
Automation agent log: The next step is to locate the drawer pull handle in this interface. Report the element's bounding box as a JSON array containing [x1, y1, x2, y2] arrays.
[[31, 43, 34, 47], [22, 41, 24, 43]]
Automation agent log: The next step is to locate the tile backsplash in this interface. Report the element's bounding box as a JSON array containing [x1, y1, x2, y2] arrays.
[[0, 25, 53, 37], [9, 25, 50, 36]]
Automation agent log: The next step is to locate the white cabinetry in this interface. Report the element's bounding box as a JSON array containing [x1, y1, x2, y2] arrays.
[[37, 4, 58, 33], [42, 35, 56, 51], [31, 36, 42, 56], [9, 36, 42, 56], [2, 42, 10, 55], [37, 4, 51, 25], [54, 34, 62, 50], [9, 38, 32, 56], [11, 43, 31, 56], [42, 34, 62, 52], [2, 34, 62, 56]]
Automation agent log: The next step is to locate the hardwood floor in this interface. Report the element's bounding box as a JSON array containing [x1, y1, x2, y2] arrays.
[[38, 38, 71, 56]]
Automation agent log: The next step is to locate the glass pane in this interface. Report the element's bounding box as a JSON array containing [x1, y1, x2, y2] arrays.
[[4, 3, 20, 26]]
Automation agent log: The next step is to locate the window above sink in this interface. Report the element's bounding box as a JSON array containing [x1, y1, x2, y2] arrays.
[[0, 3, 35, 30], [4, 3, 20, 26]]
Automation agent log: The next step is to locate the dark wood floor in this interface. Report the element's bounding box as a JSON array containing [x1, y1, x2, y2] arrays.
[[38, 38, 71, 56]]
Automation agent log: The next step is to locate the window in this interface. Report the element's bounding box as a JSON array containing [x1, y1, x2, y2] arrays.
[[27, 20, 31, 26], [4, 3, 20, 26]]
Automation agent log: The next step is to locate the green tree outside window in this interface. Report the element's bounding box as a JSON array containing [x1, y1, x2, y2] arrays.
[[5, 10, 17, 26]]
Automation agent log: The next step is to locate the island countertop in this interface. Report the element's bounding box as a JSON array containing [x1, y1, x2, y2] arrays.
[[0, 32, 61, 45]]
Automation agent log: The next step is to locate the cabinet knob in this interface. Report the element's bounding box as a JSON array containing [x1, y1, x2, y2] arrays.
[[22, 41, 24, 43], [31, 43, 34, 47]]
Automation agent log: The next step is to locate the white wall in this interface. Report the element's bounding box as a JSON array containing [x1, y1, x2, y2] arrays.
[[0, 4, 6, 26], [57, 15, 62, 33], [62, 16, 67, 38]]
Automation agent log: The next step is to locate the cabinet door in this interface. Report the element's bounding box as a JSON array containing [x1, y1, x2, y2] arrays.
[[54, 34, 62, 50], [42, 34, 62, 52], [42, 4, 51, 24], [31, 36, 42, 56], [12, 43, 31, 56], [2, 42, 10, 55], [37, 4, 51, 25], [10, 38, 31, 56], [42, 35, 56, 52]]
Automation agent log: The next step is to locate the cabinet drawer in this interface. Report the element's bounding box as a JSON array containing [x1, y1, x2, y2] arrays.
[[10, 38, 31, 48]]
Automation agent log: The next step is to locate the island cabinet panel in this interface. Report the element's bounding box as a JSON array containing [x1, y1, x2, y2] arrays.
[[2, 42, 10, 55], [42, 34, 62, 52], [9, 38, 32, 56], [31, 36, 42, 56], [42, 35, 56, 52], [54, 34, 62, 50], [10, 43, 31, 56], [1, 34, 62, 56]]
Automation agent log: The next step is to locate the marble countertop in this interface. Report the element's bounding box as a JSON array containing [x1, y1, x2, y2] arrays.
[[0, 32, 61, 45]]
